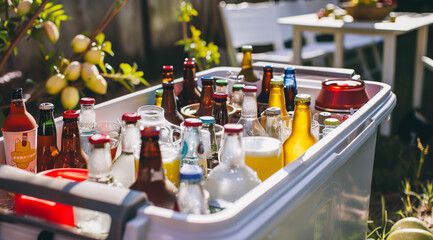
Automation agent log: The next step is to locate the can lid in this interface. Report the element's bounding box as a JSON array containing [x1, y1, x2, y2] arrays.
[[80, 97, 95, 105], [284, 67, 295, 74], [324, 118, 340, 126], [201, 76, 215, 85], [89, 133, 110, 145], [241, 45, 253, 51], [39, 102, 54, 110], [162, 65, 173, 72], [63, 110, 79, 119], [213, 92, 227, 99], [242, 85, 257, 93], [184, 118, 202, 127], [179, 165, 203, 182], [155, 88, 163, 96], [162, 82, 174, 89], [215, 79, 228, 86], [12, 88, 23, 99], [264, 65, 273, 70], [295, 94, 311, 103], [199, 116, 215, 124], [265, 107, 282, 116], [140, 126, 160, 136], [224, 123, 243, 133], [270, 78, 284, 85], [232, 83, 244, 91], [183, 61, 195, 67], [122, 112, 141, 122]]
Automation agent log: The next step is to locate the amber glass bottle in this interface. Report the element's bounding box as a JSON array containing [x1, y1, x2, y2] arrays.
[[195, 76, 214, 117], [162, 65, 174, 83], [54, 110, 88, 169], [130, 127, 178, 210], [238, 45, 259, 82], [2, 88, 38, 173], [37, 103, 59, 172], [177, 61, 200, 107], [212, 92, 229, 125], [257, 65, 273, 116], [268, 78, 289, 117], [283, 94, 317, 165], [162, 82, 184, 126]]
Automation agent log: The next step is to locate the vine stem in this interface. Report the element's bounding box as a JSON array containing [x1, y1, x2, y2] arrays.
[[0, 0, 50, 73]]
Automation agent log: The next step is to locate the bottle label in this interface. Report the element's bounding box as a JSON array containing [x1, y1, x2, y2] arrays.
[[2, 128, 37, 173]]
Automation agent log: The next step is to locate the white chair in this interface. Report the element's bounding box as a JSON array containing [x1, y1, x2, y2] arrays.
[[219, 1, 328, 67]]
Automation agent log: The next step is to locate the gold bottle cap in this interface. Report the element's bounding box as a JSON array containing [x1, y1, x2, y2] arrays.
[[242, 45, 253, 51], [270, 78, 284, 85], [294, 94, 311, 102], [324, 118, 340, 126]]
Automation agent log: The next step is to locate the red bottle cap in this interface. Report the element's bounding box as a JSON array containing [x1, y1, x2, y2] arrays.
[[184, 118, 202, 127], [63, 110, 79, 119], [242, 85, 257, 93], [80, 97, 95, 105], [183, 61, 195, 67], [162, 65, 173, 72], [89, 133, 110, 145], [122, 112, 141, 122], [224, 123, 243, 133], [213, 92, 228, 99], [140, 127, 160, 136]]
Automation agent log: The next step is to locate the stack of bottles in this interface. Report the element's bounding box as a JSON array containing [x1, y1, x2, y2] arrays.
[[1, 52, 346, 232]]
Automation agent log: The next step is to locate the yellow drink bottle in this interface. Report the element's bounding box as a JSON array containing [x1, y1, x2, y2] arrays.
[[283, 94, 317, 165], [268, 78, 289, 117]]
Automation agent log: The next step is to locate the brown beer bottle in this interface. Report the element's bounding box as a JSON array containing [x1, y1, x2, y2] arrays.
[[212, 92, 229, 125], [195, 76, 214, 117], [177, 61, 200, 107], [162, 65, 174, 83], [54, 110, 88, 169], [257, 65, 273, 116], [130, 127, 178, 210], [238, 45, 259, 82], [37, 103, 59, 172], [161, 82, 184, 126]]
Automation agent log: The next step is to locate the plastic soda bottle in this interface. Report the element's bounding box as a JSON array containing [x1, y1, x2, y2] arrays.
[[237, 85, 265, 137], [177, 165, 210, 214], [195, 77, 215, 117], [238, 45, 259, 82], [37, 103, 59, 172]]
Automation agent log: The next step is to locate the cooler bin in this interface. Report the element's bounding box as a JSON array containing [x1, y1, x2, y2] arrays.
[[0, 64, 396, 239]]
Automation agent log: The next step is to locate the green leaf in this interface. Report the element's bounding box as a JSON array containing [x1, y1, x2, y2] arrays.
[[101, 41, 114, 56], [119, 63, 132, 75], [96, 33, 105, 45]]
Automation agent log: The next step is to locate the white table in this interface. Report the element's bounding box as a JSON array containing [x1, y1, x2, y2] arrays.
[[278, 12, 433, 135]]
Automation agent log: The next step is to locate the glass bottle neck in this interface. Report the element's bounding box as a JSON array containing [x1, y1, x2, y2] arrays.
[[241, 92, 258, 118], [38, 110, 57, 136], [241, 51, 253, 69], [292, 103, 312, 135], [79, 104, 96, 132], [88, 144, 113, 181], [284, 74, 296, 87], [200, 85, 214, 105], [162, 87, 178, 113], [10, 99, 26, 114], [61, 119, 82, 151], [121, 122, 140, 153], [261, 70, 273, 95], [269, 85, 289, 116], [183, 67, 196, 89], [221, 132, 244, 167], [137, 136, 165, 182], [162, 72, 174, 83]]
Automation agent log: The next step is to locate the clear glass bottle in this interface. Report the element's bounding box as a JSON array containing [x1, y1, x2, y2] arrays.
[[283, 67, 297, 112], [322, 118, 340, 138], [37, 103, 59, 172], [112, 113, 141, 187], [178, 61, 201, 107], [283, 94, 317, 165], [154, 88, 163, 107], [264, 107, 283, 142], [79, 97, 96, 132], [54, 110, 88, 169], [318, 112, 331, 139], [269, 78, 289, 117], [229, 83, 244, 123], [238, 45, 259, 82], [195, 77, 215, 117], [199, 116, 219, 170], [237, 86, 265, 137], [130, 127, 178, 210], [204, 124, 261, 211], [212, 92, 229, 126], [215, 79, 228, 94], [257, 65, 273, 116], [177, 165, 210, 214], [161, 81, 184, 126], [181, 118, 207, 176]]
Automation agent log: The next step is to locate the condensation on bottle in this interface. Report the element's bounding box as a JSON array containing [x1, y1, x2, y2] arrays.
[[177, 165, 210, 214], [237, 85, 265, 137], [181, 118, 207, 176]]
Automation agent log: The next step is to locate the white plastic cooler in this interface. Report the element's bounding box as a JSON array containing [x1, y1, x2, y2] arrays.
[[0, 64, 396, 240]]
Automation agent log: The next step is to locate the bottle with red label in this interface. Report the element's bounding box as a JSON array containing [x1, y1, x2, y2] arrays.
[[2, 88, 38, 173]]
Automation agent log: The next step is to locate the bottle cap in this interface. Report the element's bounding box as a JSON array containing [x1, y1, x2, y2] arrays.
[[80, 97, 95, 105], [39, 102, 54, 110], [242, 85, 257, 93], [162, 65, 173, 72], [155, 88, 163, 96], [184, 118, 202, 127], [318, 112, 332, 124], [270, 78, 284, 85], [140, 126, 160, 136], [63, 110, 79, 119], [265, 107, 282, 116], [213, 92, 227, 99], [264, 65, 273, 70], [162, 82, 174, 89], [288, 111, 294, 117], [179, 165, 203, 182], [284, 67, 295, 74], [11, 88, 23, 99], [324, 118, 340, 126], [89, 133, 110, 145], [232, 83, 244, 91], [201, 76, 215, 85], [183, 61, 195, 67], [215, 79, 228, 86], [224, 123, 243, 133], [122, 112, 141, 122], [185, 57, 196, 62], [241, 45, 253, 51], [199, 116, 215, 124], [294, 94, 311, 103]]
